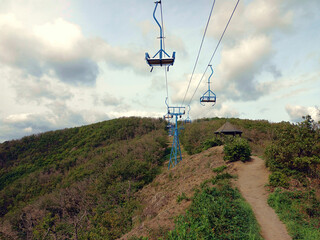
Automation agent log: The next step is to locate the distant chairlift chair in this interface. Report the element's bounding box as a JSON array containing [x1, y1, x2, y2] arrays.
[[200, 65, 216, 106], [184, 105, 192, 124]]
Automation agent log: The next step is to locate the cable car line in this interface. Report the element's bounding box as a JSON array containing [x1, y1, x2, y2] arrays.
[[181, 0, 216, 107], [186, 0, 240, 106], [164, 67, 170, 105], [160, 1, 170, 105]]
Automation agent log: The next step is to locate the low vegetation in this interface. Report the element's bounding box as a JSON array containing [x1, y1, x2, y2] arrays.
[[180, 117, 281, 156], [268, 189, 320, 240], [0, 117, 168, 239], [1, 115, 319, 239], [223, 137, 251, 162], [265, 115, 320, 239], [167, 171, 262, 240]]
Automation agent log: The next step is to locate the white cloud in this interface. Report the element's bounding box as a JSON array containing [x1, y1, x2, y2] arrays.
[[4, 113, 31, 123], [23, 127, 32, 133], [218, 35, 272, 83], [285, 105, 320, 122], [0, 14, 147, 87], [138, 20, 154, 37], [90, 37, 146, 72], [108, 110, 163, 119], [245, 0, 293, 32], [94, 92, 122, 107], [208, 0, 247, 39], [190, 101, 239, 120], [165, 35, 187, 58], [34, 18, 82, 53], [0, 101, 111, 142], [12, 73, 73, 103], [170, 73, 203, 104], [215, 35, 274, 101], [208, 0, 293, 40], [149, 76, 165, 91]]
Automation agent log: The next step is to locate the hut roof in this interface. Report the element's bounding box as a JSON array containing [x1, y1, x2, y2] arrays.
[[214, 122, 242, 134]]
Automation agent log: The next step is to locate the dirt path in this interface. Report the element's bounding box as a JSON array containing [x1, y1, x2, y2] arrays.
[[234, 156, 291, 240]]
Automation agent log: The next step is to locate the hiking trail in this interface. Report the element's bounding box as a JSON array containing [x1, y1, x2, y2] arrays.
[[233, 156, 291, 240]]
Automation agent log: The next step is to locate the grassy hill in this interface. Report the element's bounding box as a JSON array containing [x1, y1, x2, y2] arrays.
[[1, 116, 319, 239], [0, 117, 168, 239]]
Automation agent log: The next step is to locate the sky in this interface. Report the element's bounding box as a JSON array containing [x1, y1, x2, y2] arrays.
[[0, 0, 319, 142]]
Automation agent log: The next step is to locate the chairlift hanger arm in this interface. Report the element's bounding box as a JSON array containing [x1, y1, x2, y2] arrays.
[[208, 65, 214, 90], [153, 1, 162, 35]]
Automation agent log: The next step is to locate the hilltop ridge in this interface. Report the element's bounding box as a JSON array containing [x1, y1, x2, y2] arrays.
[[1, 116, 319, 239]]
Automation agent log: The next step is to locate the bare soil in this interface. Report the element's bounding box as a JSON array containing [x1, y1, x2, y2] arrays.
[[231, 156, 292, 240], [120, 145, 225, 239]]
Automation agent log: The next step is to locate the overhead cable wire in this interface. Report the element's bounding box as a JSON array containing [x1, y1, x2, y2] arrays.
[[181, 0, 216, 107], [187, 0, 240, 106], [164, 67, 169, 104], [160, 0, 170, 105]]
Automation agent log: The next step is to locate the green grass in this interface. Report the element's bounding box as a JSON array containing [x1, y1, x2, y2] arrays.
[[212, 165, 227, 173], [166, 174, 262, 240], [268, 188, 320, 240]]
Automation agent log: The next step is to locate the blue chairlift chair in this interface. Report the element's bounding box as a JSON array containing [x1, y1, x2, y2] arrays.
[[184, 105, 192, 124], [200, 65, 216, 106], [145, 1, 176, 72]]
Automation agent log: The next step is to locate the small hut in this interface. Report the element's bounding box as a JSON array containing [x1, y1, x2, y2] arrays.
[[214, 122, 242, 137]]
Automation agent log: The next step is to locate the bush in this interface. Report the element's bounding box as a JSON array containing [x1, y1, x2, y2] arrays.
[[269, 171, 289, 188], [265, 115, 320, 176], [223, 138, 251, 162], [202, 137, 223, 150], [212, 165, 227, 173], [176, 192, 190, 203]]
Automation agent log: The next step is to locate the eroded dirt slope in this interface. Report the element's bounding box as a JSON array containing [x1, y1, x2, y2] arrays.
[[120, 146, 225, 239]]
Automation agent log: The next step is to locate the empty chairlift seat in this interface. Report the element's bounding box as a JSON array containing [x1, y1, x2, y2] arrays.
[[145, 52, 176, 68], [145, 0, 176, 72]]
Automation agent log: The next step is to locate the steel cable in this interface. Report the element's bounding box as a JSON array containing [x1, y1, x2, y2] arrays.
[[187, 0, 240, 106], [181, 0, 216, 107], [160, 0, 170, 105]]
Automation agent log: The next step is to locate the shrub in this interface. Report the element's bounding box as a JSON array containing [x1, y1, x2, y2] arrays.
[[176, 192, 190, 203], [202, 137, 223, 150], [223, 138, 251, 162], [269, 171, 289, 188], [212, 165, 227, 173]]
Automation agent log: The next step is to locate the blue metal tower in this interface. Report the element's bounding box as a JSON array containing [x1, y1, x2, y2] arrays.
[[165, 98, 185, 169]]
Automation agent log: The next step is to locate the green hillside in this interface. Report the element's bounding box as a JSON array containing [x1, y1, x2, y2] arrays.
[[1, 116, 319, 239], [0, 117, 168, 239]]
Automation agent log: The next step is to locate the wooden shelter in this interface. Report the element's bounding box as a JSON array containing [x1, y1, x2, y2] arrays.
[[214, 122, 242, 137]]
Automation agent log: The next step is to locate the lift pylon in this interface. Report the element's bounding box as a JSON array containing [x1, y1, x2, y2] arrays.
[[165, 98, 185, 169]]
